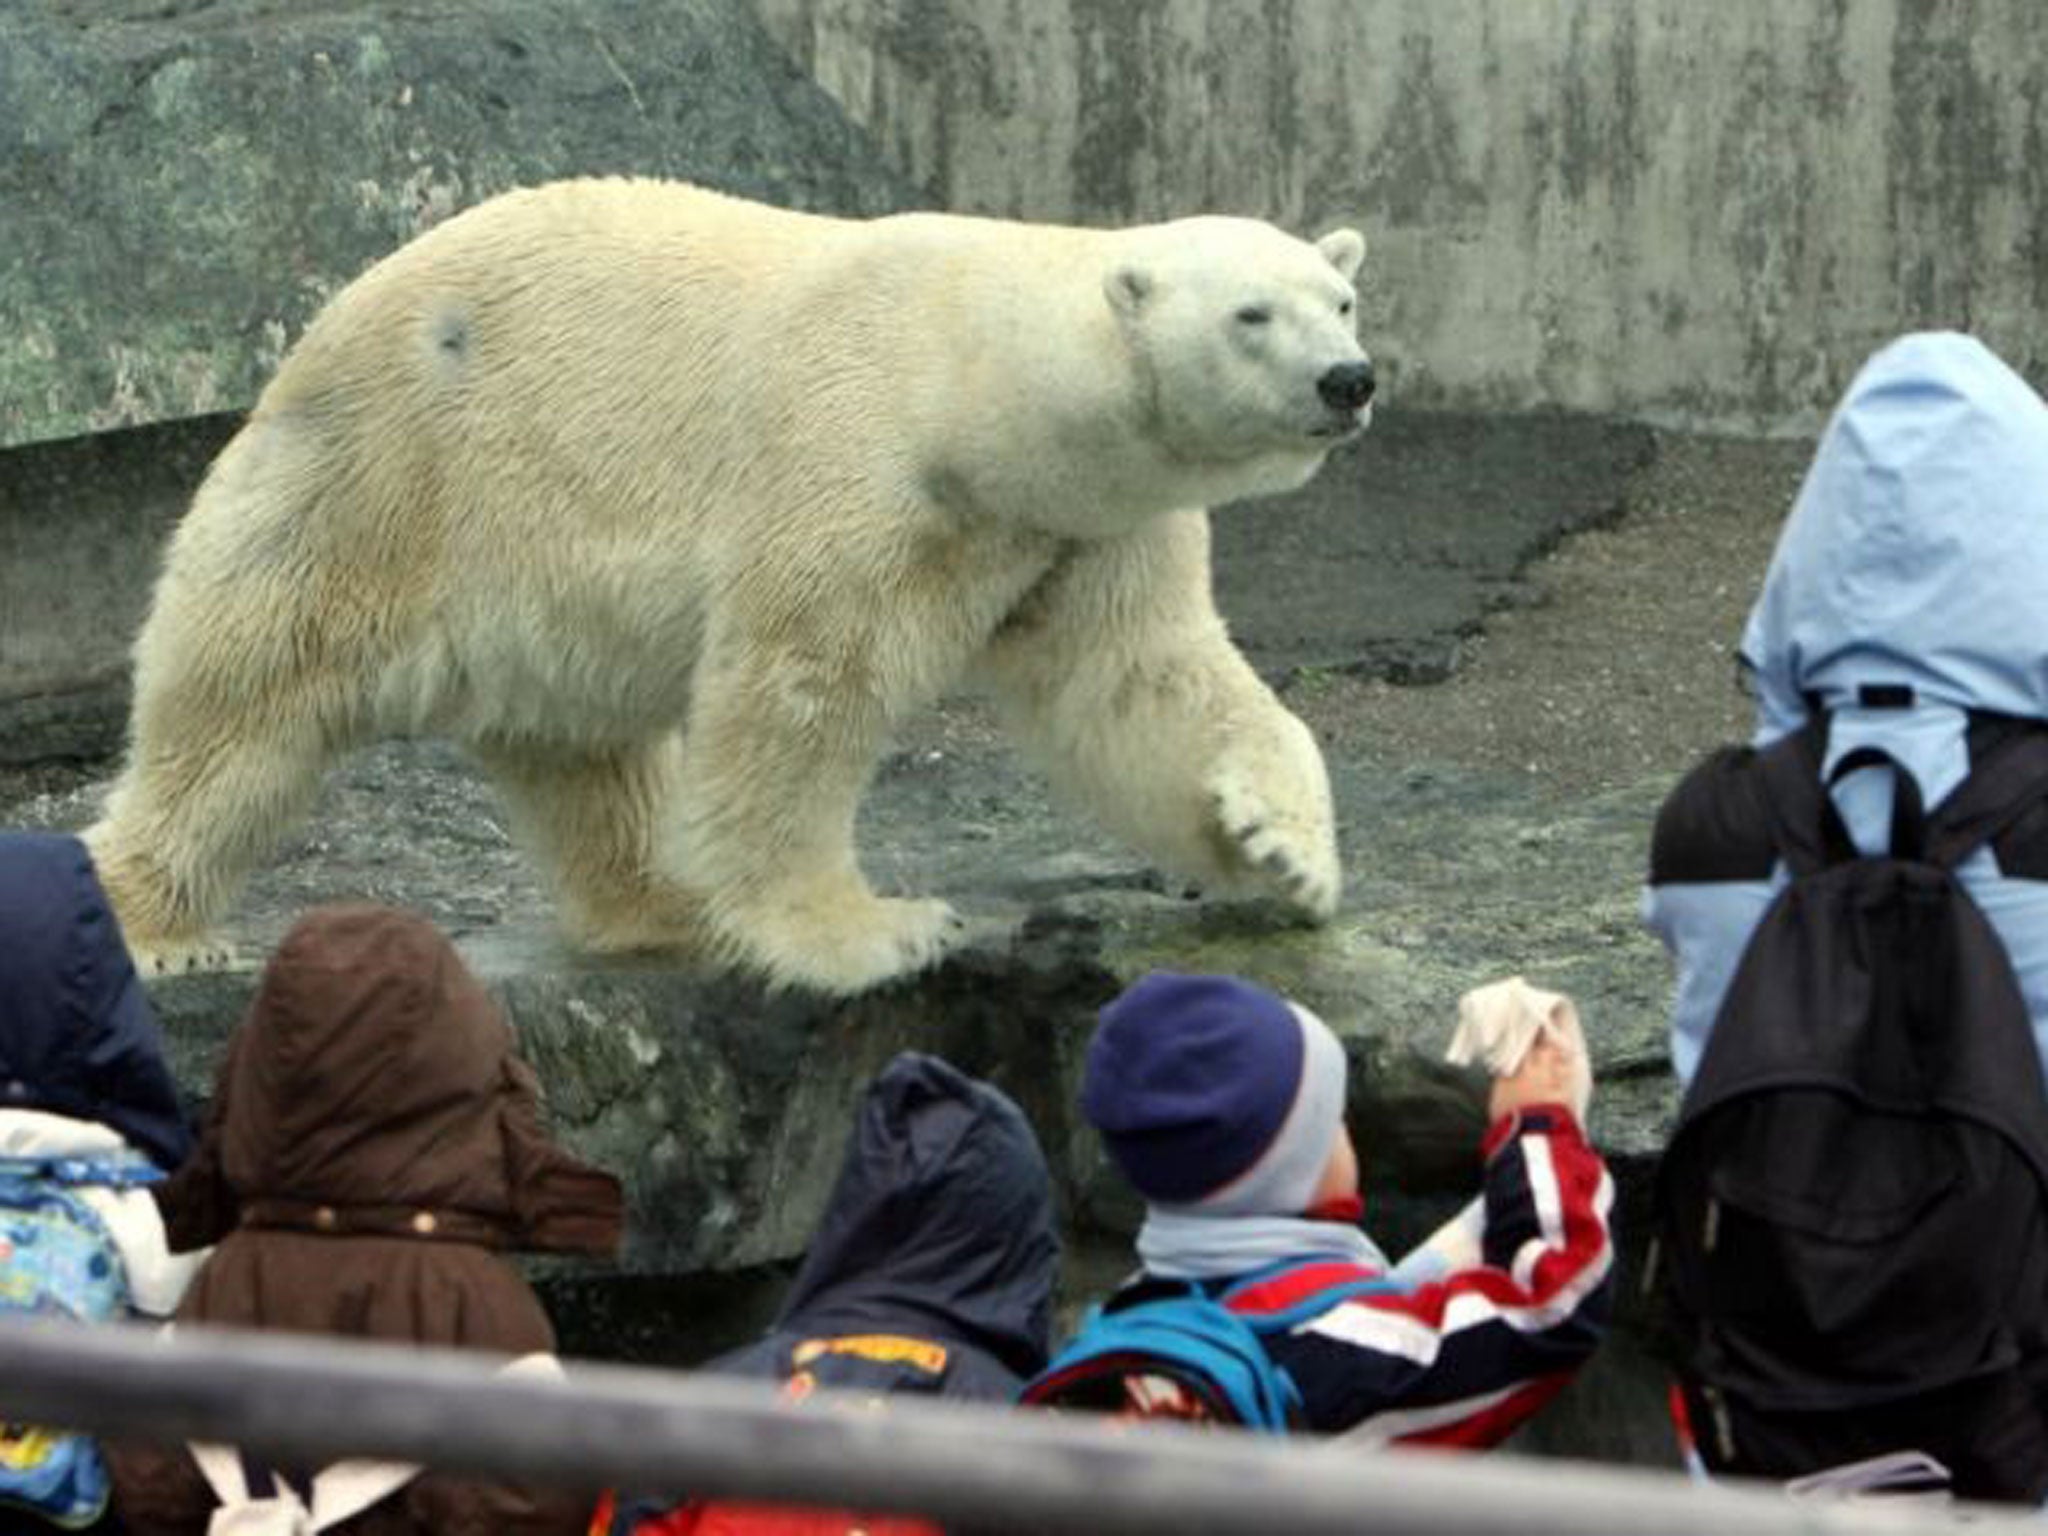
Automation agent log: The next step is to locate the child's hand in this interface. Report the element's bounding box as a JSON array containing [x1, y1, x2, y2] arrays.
[[1488, 1036, 1591, 1123], [1453, 976, 1594, 1123]]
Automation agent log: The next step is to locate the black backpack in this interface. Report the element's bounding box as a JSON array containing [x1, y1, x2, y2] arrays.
[[1655, 717, 2048, 1501]]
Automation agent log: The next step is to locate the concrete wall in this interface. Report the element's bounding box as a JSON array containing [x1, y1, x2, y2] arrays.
[[754, 0, 2048, 433]]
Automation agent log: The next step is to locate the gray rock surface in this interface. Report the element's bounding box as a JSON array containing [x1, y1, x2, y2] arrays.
[[0, 0, 922, 450]]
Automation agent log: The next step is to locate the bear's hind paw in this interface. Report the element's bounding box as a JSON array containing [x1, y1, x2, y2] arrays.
[[725, 893, 968, 997], [125, 934, 242, 977]]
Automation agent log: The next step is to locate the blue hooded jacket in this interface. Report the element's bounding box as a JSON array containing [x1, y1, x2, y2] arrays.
[[711, 1051, 1060, 1400], [1646, 332, 2048, 1084], [599, 1053, 1059, 1534], [0, 831, 193, 1169]]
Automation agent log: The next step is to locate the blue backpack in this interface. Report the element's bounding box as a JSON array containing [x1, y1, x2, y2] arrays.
[[1019, 1270, 1394, 1432], [0, 1152, 162, 1529]]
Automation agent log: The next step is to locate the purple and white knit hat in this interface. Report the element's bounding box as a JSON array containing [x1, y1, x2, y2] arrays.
[[1081, 971, 1349, 1215]]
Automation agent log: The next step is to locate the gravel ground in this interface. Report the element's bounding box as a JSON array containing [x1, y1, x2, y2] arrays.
[[1304, 429, 1814, 797]]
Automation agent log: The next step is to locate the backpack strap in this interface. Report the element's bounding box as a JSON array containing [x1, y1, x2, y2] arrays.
[[1926, 726, 2048, 871], [1752, 721, 1855, 874], [184, 1361, 555, 1531], [190, 1443, 282, 1514], [235, 1452, 311, 1508], [191, 1442, 419, 1534], [1214, 1267, 1402, 1332], [1825, 746, 1929, 861], [1753, 711, 2048, 874], [0, 1153, 164, 1190], [1754, 720, 1960, 870]]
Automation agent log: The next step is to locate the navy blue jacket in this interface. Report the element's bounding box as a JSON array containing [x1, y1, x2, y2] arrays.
[[0, 832, 191, 1169], [711, 1051, 1060, 1401], [602, 1054, 1059, 1532]]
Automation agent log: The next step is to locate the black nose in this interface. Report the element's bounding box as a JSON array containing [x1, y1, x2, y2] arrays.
[[1318, 360, 1376, 412]]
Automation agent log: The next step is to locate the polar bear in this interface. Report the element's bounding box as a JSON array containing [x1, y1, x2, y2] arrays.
[[85, 178, 1374, 995]]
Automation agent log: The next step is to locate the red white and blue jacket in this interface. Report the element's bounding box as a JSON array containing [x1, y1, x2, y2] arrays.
[[1114, 1105, 1615, 1446]]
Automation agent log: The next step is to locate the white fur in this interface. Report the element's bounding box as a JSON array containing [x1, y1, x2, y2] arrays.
[[86, 178, 1368, 994]]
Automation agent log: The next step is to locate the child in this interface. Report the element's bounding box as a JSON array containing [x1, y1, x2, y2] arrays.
[[1045, 969, 1613, 1444], [0, 831, 204, 1531], [1644, 332, 2048, 1499], [595, 1051, 1060, 1535], [107, 903, 625, 1536]]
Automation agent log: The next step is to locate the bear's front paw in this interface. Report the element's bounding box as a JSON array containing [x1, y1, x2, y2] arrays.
[[1208, 768, 1341, 922], [126, 934, 242, 977]]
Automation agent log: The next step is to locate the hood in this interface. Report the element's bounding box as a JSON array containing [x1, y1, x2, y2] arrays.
[[0, 832, 191, 1168], [159, 904, 621, 1257], [775, 1052, 1061, 1379], [1743, 332, 2048, 746]]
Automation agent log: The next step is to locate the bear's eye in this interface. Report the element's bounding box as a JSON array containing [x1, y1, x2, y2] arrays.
[[1235, 304, 1273, 326], [1338, 298, 1354, 317]]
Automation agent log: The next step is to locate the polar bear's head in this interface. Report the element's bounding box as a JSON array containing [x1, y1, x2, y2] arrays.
[[1106, 216, 1373, 495]]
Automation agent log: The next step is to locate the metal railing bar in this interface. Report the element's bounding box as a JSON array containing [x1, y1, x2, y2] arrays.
[[0, 1316, 2029, 1536]]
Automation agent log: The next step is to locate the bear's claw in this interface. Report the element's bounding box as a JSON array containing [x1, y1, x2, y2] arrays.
[[125, 935, 242, 977], [1208, 770, 1341, 921]]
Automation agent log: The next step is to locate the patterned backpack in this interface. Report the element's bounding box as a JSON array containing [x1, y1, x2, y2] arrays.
[[0, 1152, 159, 1528]]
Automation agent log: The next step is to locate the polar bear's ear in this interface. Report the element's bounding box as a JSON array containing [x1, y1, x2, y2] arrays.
[[1105, 264, 1154, 317], [1316, 228, 1367, 281]]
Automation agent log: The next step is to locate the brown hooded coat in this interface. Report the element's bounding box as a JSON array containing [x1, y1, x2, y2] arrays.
[[109, 905, 624, 1535]]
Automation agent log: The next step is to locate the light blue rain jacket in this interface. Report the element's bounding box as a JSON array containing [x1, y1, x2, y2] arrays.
[[1644, 332, 2048, 1087]]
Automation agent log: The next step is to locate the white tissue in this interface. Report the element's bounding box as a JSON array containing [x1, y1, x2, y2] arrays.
[[1447, 975, 1592, 1120]]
